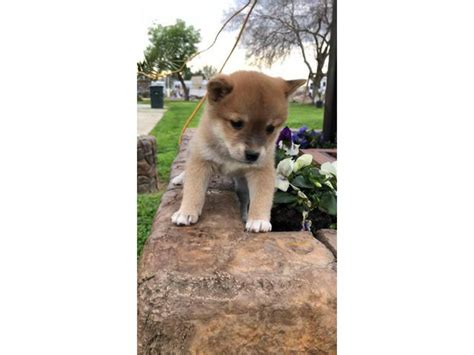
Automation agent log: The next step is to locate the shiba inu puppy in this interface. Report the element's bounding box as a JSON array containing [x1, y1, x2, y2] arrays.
[[171, 71, 305, 232]]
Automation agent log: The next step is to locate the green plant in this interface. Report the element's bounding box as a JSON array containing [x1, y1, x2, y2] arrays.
[[273, 127, 337, 230]]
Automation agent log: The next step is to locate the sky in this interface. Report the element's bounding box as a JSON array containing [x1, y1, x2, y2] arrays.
[[137, 0, 309, 80]]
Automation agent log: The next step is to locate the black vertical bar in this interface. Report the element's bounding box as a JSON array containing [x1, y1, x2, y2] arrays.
[[322, 0, 337, 144]]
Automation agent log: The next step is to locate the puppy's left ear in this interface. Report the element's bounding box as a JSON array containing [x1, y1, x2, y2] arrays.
[[284, 79, 307, 97], [207, 74, 233, 103]]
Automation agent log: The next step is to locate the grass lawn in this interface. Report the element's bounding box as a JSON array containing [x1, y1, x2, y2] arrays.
[[287, 102, 324, 128], [137, 99, 323, 258], [137, 191, 163, 258]]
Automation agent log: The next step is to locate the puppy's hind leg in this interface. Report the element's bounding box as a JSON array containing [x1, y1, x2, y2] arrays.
[[234, 176, 249, 222]]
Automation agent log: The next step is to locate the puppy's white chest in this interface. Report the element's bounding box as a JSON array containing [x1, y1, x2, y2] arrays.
[[214, 160, 248, 176], [199, 140, 251, 176]]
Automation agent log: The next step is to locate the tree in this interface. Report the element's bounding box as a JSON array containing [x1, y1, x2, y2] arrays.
[[201, 65, 218, 80], [226, 0, 332, 103], [183, 67, 204, 80], [142, 19, 201, 101]]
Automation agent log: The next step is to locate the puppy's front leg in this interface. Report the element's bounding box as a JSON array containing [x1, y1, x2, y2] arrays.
[[171, 157, 212, 226], [245, 166, 275, 233]]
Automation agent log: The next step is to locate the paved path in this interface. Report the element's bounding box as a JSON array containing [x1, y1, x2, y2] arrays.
[[137, 104, 166, 136]]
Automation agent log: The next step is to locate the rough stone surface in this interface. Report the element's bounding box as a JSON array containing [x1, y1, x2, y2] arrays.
[[138, 129, 337, 354], [315, 229, 337, 258], [137, 135, 158, 193]]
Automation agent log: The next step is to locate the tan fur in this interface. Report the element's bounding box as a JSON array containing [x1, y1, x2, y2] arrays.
[[171, 71, 305, 232]]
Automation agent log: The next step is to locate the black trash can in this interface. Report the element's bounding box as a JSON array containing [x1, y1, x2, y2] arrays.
[[150, 84, 164, 109]]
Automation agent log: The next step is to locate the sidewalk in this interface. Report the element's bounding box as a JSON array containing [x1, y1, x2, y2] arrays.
[[137, 104, 166, 136]]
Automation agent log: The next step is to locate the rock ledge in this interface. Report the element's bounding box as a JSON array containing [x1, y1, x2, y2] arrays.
[[138, 129, 337, 354]]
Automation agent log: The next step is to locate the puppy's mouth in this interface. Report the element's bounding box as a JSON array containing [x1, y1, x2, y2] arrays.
[[232, 157, 258, 165], [228, 155, 259, 165]]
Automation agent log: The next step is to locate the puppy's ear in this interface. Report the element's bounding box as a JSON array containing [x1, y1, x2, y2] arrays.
[[284, 79, 307, 97], [207, 75, 233, 103]]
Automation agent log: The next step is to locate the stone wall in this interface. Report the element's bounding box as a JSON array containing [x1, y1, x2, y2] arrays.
[[137, 136, 158, 193], [138, 129, 337, 354]]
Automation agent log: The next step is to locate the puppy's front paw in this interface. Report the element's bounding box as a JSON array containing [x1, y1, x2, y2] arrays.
[[171, 172, 184, 186], [245, 219, 272, 233], [171, 210, 199, 226]]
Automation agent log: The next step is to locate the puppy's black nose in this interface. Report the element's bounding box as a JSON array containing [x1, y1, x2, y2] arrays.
[[245, 150, 260, 162]]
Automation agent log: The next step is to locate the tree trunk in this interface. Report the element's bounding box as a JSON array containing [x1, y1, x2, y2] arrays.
[[177, 72, 189, 101], [312, 73, 325, 103], [312, 51, 329, 104], [321, 0, 337, 144]]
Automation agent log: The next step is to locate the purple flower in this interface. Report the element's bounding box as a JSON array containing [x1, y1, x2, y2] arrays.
[[293, 134, 301, 143], [300, 138, 309, 148], [297, 125, 308, 134], [277, 126, 292, 146]]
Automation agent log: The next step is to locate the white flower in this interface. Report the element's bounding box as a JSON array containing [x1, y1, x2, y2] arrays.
[[279, 140, 300, 156], [275, 158, 294, 191], [276, 158, 294, 177], [275, 176, 290, 191], [287, 143, 300, 156], [293, 154, 313, 172], [320, 161, 337, 177]]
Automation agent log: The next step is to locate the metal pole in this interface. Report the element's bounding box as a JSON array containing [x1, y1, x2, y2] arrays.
[[322, 0, 337, 144]]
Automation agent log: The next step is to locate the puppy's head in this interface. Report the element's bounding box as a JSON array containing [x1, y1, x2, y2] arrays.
[[206, 71, 305, 164]]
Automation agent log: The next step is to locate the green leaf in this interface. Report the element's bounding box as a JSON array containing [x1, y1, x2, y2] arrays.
[[273, 191, 298, 204], [291, 175, 314, 189], [309, 167, 323, 177], [319, 192, 337, 216], [275, 149, 287, 164]]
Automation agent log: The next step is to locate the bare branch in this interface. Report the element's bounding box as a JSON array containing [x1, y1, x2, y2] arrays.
[[224, 0, 333, 100]]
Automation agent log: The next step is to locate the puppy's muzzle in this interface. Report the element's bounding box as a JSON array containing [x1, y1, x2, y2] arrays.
[[245, 150, 260, 163]]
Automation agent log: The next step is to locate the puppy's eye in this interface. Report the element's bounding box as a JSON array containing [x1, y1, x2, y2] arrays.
[[231, 120, 244, 130], [266, 125, 275, 134]]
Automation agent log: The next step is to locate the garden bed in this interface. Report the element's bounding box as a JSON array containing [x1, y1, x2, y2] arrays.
[[271, 204, 336, 234], [274, 126, 337, 235]]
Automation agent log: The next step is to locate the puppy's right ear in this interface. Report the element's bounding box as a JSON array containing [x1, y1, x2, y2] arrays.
[[284, 79, 307, 97], [207, 75, 233, 103]]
